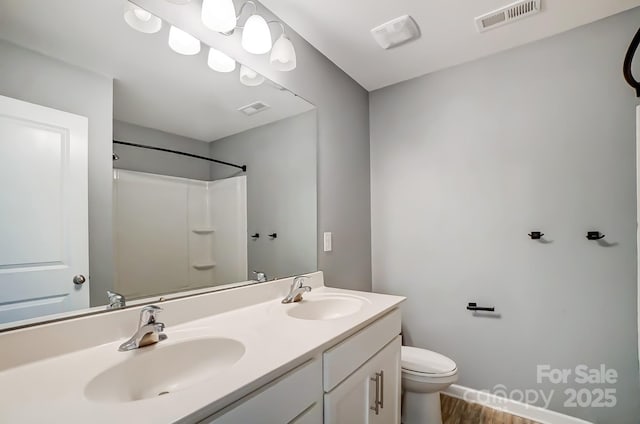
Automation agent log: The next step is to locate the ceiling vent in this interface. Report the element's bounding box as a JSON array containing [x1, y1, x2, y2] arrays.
[[238, 101, 270, 116], [371, 15, 421, 50], [475, 0, 541, 32]]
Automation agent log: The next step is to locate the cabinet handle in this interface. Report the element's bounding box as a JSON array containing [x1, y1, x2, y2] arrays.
[[370, 371, 384, 415], [370, 373, 380, 415], [379, 370, 384, 409]]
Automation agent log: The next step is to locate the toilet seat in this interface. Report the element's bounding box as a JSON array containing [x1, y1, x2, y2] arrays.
[[401, 346, 457, 377], [402, 367, 458, 383]]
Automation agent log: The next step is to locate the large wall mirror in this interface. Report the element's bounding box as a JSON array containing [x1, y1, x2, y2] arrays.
[[0, 0, 317, 330]]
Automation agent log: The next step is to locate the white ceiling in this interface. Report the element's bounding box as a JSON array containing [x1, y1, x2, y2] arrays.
[[260, 0, 640, 91], [0, 0, 314, 142]]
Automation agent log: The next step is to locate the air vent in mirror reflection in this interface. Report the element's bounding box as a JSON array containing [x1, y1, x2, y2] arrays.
[[238, 101, 271, 116]]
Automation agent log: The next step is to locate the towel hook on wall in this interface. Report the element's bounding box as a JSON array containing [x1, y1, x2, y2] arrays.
[[586, 231, 605, 240], [528, 231, 544, 240]]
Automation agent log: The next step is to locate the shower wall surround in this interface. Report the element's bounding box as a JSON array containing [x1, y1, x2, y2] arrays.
[[113, 170, 247, 299], [370, 7, 640, 423]]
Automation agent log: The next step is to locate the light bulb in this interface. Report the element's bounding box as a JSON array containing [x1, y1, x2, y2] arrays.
[[241, 14, 272, 54], [168, 25, 201, 55], [133, 9, 151, 22], [239, 65, 265, 86], [201, 0, 236, 33], [207, 47, 236, 73], [124, 2, 162, 34], [270, 34, 296, 71]]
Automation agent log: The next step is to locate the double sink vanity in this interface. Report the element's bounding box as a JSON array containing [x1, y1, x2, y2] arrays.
[[0, 272, 405, 423]]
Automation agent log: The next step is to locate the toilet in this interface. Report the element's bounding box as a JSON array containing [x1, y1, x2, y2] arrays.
[[401, 346, 458, 424]]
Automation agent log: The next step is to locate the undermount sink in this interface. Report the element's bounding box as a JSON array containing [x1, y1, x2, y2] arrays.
[[286, 294, 368, 320], [84, 337, 245, 403]]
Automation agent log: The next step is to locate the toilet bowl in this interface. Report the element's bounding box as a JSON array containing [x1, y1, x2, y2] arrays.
[[401, 346, 458, 424]]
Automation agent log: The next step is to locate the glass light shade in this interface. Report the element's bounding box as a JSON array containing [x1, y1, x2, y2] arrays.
[[124, 2, 162, 34], [239, 65, 265, 86], [165, 0, 191, 4], [201, 0, 236, 33], [168, 26, 201, 55], [241, 14, 272, 54], [207, 47, 236, 73], [270, 34, 296, 71]]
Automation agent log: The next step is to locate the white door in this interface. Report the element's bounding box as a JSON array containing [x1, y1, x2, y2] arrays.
[[0, 95, 89, 324]]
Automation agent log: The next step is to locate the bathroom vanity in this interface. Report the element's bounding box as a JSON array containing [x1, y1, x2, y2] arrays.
[[0, 272, 404, 423]]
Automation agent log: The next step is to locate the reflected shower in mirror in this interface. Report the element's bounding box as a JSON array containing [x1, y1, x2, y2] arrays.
[[0, 0, 316, 330]]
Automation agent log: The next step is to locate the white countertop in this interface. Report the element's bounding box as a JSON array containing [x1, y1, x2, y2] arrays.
[[0, 277, 404, 423]]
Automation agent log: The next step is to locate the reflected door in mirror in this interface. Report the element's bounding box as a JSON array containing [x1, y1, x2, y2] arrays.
[[0, 95, 89, 324]]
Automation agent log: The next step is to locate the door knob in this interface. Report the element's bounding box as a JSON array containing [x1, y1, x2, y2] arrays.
[[73, 275, 86, 285]]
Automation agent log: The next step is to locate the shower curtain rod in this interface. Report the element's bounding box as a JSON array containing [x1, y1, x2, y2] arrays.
[[113, 140, 247, 172]]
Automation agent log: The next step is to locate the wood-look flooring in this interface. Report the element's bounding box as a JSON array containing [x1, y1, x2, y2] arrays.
[[440, 394, 541, 424]]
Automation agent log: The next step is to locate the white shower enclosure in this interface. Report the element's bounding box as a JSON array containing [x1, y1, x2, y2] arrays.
[[113, 170, 247, 299]]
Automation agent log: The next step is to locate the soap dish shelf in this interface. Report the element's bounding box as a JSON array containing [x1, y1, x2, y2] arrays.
[[192, 263, 217, 270], [192, 228, 216, 235]]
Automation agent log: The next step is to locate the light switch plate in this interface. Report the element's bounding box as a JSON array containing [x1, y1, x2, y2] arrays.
[[323, 232, 332, 252]]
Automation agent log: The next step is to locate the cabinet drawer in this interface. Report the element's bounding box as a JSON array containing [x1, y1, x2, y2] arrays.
[[323, 308, 401, 392], [201, 358, 322, 424]]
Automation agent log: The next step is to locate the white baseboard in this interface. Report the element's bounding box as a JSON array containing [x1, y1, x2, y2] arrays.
[[443, 384, 593, 424]]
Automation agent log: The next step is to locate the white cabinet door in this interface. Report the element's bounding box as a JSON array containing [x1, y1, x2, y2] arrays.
[[0, 95, 89, 324], [324, 336, 401, 424], [369, 336, 401, 424]]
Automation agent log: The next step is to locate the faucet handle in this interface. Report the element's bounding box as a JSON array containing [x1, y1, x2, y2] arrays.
[[106, 290, 126, 310], [253, 270, 267, 283], [292, 275, 310, 288], [138, 305, 163, 327]]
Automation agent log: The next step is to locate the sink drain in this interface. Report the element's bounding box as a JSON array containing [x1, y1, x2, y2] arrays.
[[157, 391, 170, 396]]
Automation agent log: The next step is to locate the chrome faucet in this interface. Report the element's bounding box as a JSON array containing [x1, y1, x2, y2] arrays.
[[282, 276, 312, 304], [118, 305, 167, 351], [106, 290, 126, 310], [253, 270, 268, 283]]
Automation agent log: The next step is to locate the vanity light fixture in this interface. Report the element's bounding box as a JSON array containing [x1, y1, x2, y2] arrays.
[[242, 14, 272, 54], [201, 0, 237, 33], [207, 47, 236, 72], [168, 25, 201, 55], [201, 0, 297, 70], [124, 1, 162, 34], [239, 65, 265, 86], [269, 23, 296, 71], [231, 1, 272, 54]]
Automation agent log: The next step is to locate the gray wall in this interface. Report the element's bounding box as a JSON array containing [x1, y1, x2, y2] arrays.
[[134, 0, 372, 292], [209, 111, 317, 280], [0, 40, 114, 308], [370, 9, 640, 423], [113, 120, 211, 181]]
